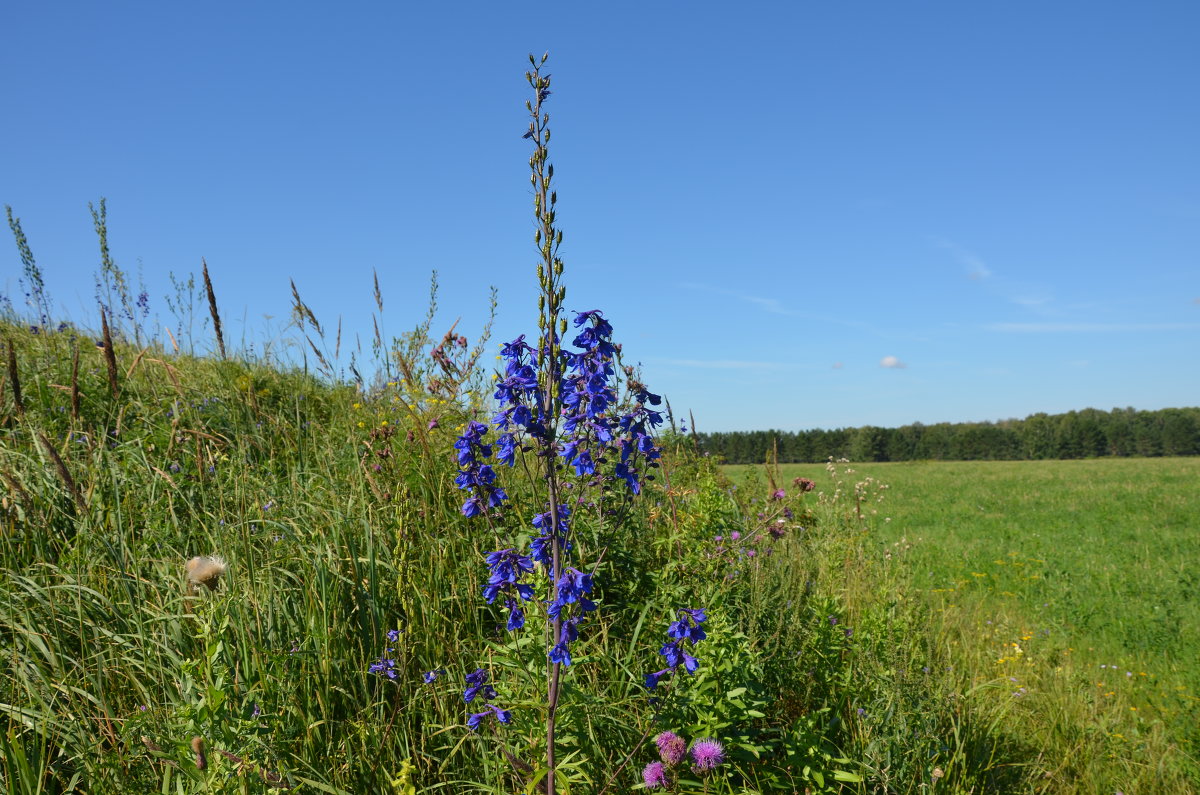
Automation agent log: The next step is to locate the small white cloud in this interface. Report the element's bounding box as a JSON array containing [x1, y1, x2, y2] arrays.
[[832, 361, 844, 370], [880, 355, 906, 369]]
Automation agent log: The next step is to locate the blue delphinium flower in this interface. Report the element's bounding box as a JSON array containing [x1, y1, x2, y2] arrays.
[[368, 655, 398, 679], [467, 703, 513, 731], [368, 627, 403, 679], [550, 568, 595, 613], [463, 668, 497, 703], [482, 548, 536, 631], [558, 311, 619, 479], [548, 615, 588, 666], [423, 668, 444, 684], [462, 669, 511, 732], [645, 608, 708, 690], [668, 608, 707, 644], [454, 421, 508, 517], [531, 504, 572, 567], [491, 335, 547, 470], [545, 568, 597, 665], [553, 311, 663, 495]]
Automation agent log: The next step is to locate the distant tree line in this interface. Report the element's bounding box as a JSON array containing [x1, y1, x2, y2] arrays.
[[696, 407, 1200, 464]]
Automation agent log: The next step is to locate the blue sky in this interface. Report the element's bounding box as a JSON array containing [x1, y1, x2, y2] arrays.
[[3, 2, 1197, 432]]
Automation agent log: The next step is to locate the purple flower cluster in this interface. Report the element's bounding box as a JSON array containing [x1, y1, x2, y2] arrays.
[[559, 311, 664, 494], [463, 668, 512, 731], [546, 566, 597, 666], [530, 504, 597, 666], [559, 311, 617, 478], [482, 548, 535, 631], [645, 608, 707, 690], [453, 421, 507, 517], [367, 655, 397, 679], [643, 731, 725, 787], [530, 504, 572, 567], [367, 628, 402, 680], [459, 312, 660, 517], [492, 334, 547, 465], [457, 309, 666, 732]]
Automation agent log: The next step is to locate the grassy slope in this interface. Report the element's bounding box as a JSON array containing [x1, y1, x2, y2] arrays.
[[0, 323, 884, 793]]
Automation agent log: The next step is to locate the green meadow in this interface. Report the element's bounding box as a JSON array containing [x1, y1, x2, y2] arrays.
[[729, 458, 1200, 791]]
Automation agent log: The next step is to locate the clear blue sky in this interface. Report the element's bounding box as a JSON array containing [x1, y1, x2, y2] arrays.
[[3, 2, 1197, 432]]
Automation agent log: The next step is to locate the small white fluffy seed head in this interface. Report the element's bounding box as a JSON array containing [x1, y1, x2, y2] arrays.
[[186, 555, 227, 592]]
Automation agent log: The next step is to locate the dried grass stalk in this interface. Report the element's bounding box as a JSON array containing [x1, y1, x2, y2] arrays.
[[6, 339, 22, 415], [202, 259, 226, 359], [100, 309, 119, 398], [70, 344, 81, 420], [37, 431, 85, 511]]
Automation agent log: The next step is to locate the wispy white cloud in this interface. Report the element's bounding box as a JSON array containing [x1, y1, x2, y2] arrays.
[[1011, 294, 1052, 310], [740, 295, 790, 315], [681, 282, 795, 316], [933, 237, 992, 280], [661, 358, 793, 370], [880, 355, 906, 369], [986, 322, 1200, 333]]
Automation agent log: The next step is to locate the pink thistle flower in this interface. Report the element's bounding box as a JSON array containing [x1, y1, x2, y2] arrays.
[[690, 738, 725, 771], [654, 730, 687, 766], [642, 761, 668, 788]]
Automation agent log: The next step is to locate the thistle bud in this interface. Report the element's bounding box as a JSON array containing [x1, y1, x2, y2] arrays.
[[185, 555, 227, 593]]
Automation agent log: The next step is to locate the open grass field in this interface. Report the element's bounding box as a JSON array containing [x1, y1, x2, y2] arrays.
[[728, 458, 1200, 789]]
